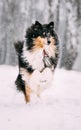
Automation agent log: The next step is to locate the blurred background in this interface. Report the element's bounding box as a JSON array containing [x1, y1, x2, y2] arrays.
[[0, 0, 81, 71]]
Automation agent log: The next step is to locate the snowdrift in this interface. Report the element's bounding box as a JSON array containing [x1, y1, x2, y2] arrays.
[[0, 65, 81, 130]]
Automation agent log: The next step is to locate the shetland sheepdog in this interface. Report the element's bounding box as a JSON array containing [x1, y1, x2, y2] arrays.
[[14, 21, 59, 103]]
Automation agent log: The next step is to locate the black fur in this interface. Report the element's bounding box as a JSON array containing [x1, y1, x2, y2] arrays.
[[14, 41, 34, 94], [18, 56, 34, 73], [25, 21, 59, 50], [14, 41, 34, 73], [14, 41, 24, 55], [15, 74, 25, 95]]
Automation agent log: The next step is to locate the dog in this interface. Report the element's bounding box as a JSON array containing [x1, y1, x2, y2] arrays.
[[14, 21, 59, 103]]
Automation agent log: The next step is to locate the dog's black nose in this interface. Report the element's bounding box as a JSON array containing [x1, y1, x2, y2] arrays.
[[47, 40, 51, 45]]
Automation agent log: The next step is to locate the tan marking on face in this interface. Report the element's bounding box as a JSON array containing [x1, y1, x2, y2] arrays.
[[50, 37, 55, 45], [44, 37, 57, 57], [33, 36, 45, 50], [49, 44, 57, 57], [50, 37, 56, 49]]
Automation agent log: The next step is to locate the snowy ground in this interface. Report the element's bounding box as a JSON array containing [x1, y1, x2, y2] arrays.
[[0, 65, 81, 130]]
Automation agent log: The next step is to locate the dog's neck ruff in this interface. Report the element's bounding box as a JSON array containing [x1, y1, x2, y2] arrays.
[[22, 43, 54, 73]]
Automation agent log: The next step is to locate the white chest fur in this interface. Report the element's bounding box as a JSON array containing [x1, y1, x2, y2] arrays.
[[29, 68, 53, 90], [22, 43, 56, 71], [21, 67, 53, 95], [21, 44, 54, 95], [22, 46, 44, 71]]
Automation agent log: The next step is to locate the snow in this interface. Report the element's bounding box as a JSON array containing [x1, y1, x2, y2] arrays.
[[0, 65, 81, 130]]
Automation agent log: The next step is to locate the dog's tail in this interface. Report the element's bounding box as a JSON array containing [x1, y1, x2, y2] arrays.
[[15, 74, 25, 93], [14, 41, 24, 55]]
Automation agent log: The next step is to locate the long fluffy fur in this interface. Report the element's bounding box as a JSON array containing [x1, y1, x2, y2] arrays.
[[14, 21, 59, 103]]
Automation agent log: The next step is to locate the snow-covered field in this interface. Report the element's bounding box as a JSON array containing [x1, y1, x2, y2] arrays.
[[0, 65, 81, 130]]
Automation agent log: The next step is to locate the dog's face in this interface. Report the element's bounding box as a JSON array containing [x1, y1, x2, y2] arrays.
[[25, 21, 59, 52]]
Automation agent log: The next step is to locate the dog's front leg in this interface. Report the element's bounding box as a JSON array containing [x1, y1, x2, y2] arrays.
[[29, 70, 41, 97]]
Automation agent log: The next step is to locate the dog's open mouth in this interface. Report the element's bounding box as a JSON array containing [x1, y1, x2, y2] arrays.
[[43, 49, 49, 57], [43, 49, 53, 68]]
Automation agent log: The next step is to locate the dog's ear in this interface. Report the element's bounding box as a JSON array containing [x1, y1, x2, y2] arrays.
[[48, 21, 54, 29], [34, 21, 42, 28]]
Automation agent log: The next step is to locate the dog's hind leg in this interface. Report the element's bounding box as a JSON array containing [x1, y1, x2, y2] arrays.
[[15, 75, 31, 103], [15, 74, 25, 94], [25, 85, 32, 103], [19, 68, 32, 103]]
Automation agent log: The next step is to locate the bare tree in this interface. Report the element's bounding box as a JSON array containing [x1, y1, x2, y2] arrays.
[[60, 0, 78, 70]]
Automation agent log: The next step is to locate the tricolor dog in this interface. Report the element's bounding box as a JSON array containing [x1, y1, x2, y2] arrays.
[[14, 21, 59, 103]]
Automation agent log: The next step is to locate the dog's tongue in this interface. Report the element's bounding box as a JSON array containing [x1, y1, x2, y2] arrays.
[[43, 49, 52, 67], [43, 49, 48, 56]]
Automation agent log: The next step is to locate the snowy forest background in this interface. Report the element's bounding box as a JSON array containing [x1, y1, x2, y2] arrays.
[[0, 0, 81, 71]]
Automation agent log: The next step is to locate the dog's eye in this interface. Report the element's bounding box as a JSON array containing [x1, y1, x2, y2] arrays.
[[43, 32, 45, 35], [47, 33, 50, 37], [34, 28, 37, 31], [33, 34, 35, 37], [43, 32, 46, 36]]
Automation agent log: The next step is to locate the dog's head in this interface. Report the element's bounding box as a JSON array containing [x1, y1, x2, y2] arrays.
[[25, 21, 59, 51]]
